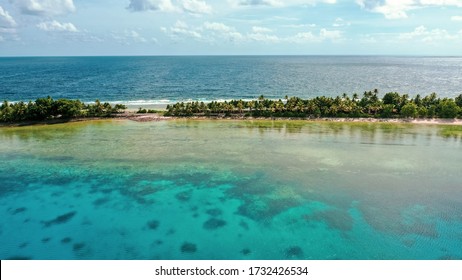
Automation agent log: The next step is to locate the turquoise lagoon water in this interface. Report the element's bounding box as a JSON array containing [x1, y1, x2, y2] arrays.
[[0, 120, 461, 260]]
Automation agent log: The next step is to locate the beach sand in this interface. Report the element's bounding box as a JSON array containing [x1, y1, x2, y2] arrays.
[[126, 113, 462, 126]]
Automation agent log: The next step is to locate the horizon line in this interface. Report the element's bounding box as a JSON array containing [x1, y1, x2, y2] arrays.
[[2, 54, 462, 58]]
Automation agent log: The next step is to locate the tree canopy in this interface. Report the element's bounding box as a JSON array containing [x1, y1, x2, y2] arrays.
[[0, 97, 126, 123], [164, 91, 462, 120]]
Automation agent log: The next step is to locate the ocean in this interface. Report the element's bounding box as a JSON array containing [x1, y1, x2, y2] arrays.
[[1, 56, 462, 105], [1, 56, 462, 260]]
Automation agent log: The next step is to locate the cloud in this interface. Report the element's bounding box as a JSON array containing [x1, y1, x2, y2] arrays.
[[332, 17, 350, 27], [290, 28, 342, 43], [182, 0, 212, 14], [452, 15, 462, 21], [127, 30, 147, 42], [357, 0, 462, 19], [127, 0, 176, 12], [128, 0, 212, 14], [202, 22, 244, 42], [320, 28, 342, 40], [162, 20, 202, 39], [399, 25, 459, 42], [37, 20, 79, 32], [356, 0, 415, 19], [203, 21, 234, 32], [0, 27, 20, 41], [236, 0, 336, 7], [238, 0, 282, 6], [252, 26, 273, 33], [248, 32, 281, 42], [12, 0, 76, 16], [290, 32, 317, 42], [113, 30, 149, 44], [283, 23, 317, 28], [1, 5, 18, 41], [0, 6, 16, 28], [162, 20, 343, 44]]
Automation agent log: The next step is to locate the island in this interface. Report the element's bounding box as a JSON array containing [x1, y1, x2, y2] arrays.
[[1, 91, 462, 126]]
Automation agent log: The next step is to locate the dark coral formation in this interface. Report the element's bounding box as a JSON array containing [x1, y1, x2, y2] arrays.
[[42, 211, 77, 227], [93, 197, 110, 206], [12, 207, 27, 215], [206, 208, 222, 216], [61, 237, 72, 244], [180, 242, 197, 253], [285, 246, 304, 259], [41, 237, 51, 243], [175, 190, 193, 202], [73, 242, 86, 252], [241, 248, 251, 256], [147, 220, 160, 230], [203, 218, 227, 230]]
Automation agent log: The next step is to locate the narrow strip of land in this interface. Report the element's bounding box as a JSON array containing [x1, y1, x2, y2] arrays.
[[2, 91, 462, 126]]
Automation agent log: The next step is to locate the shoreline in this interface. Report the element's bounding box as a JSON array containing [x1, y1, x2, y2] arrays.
[[2, 112, 462, 127]]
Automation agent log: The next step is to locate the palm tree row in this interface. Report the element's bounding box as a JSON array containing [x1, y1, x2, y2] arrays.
[[0, 97, 127, 123], [165, 91, 462, 119]]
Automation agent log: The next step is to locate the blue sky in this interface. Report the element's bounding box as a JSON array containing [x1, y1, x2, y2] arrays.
[[1, 0, 462, 56]]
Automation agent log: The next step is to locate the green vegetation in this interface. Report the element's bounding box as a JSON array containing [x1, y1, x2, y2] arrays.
[[3, 91, 462, 124], [0, 97, 127, 123], [165, 91, 462, 119]]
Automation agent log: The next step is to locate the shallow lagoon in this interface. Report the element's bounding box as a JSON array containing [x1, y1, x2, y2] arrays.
[[1, 120, 461, 260]]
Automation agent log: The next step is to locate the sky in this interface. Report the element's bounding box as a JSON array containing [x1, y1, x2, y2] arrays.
[[1, 0, 462, 56]]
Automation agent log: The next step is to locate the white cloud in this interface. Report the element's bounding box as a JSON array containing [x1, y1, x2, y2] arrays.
[[203, 22, 234, 32], [356, 0, 415, 19], [0, 6, 16, 28], [235, 0, 336, 7], [0, 27, 17, 34], [399, 25, 460, 42], [112, 30, 150, 44], [0, 27, 20, 41], [237, 0, 282, 6], [248, 32, 281, 42], [290, 32, 317, 42], [127, 0, 176, 12], [290, 29, 342, 43], [162, 20, 202, 39], [357, 0, 462, 19], [182, 0, 212, 14], [128, 0, 212, 14], [12, 0, 76, 16], [281, 27, 339, 43], [451, 15, 462, 21], [128, 30, 147, 42], [359, 34, 377, 44], [202, 22, 244, 42], [283, 23, 317, 28], [320, 28, 342, 40], [162, 19, 343, 45], [252, 26, 273, 33], [37, 20, 79, 32], [333, 17, 350, 27]]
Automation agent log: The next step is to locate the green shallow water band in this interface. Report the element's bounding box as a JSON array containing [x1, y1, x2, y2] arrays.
[[1, 120, 461, 260]]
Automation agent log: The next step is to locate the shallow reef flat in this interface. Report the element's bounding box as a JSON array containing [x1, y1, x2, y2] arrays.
[[0, 120, 461, 260]]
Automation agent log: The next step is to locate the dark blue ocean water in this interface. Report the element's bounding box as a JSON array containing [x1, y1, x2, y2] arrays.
[[1, 56, 461, 105]]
